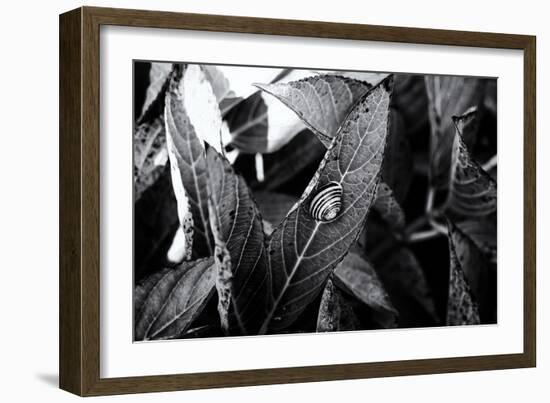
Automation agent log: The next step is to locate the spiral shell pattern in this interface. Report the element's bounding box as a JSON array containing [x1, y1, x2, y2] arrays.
[[308, 181, 343, 222]]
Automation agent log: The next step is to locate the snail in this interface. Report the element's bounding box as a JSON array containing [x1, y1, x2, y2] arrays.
[[309, 181, 343, 222]]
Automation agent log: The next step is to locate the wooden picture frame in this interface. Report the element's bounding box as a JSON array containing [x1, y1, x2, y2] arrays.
[[59, 6, 536, 396]]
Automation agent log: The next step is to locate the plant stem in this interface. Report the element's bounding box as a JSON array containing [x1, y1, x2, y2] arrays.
[[407, 228, 444, 243], [482, 154, 497, 172]]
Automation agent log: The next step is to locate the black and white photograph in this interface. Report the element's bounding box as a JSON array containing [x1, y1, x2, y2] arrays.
[[133, 62, 497, 341]]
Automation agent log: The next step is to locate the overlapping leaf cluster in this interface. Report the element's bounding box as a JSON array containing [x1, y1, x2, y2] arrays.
[[133, 62, 497, 340]]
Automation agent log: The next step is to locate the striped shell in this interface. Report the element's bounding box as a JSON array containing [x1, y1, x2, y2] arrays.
[[309, 181, 343, 222]]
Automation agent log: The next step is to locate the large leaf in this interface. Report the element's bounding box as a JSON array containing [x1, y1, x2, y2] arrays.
[[164, 66, 214, 258], [133, 117, 167, 201], [206, 147, 270, 335], [425, 76, 486, 188], [134, 257, 216, 340], [261, 76, 393, 333], [334, 252, 397, 328], [447, 227, 481, 326], [316, 279, 359, 332], [447, 112, 497, 217], [448, 220, 496, 323], [139, 62, 173, 122], [255, 75, 372, 147]]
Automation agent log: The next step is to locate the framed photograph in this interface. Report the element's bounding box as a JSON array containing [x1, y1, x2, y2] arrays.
[[59, 6, 536, 396]]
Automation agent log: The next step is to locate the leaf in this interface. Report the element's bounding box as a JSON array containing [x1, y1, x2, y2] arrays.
[[381, 108, 413, 203], [164, 66, 214, 258], [133, 117, 167, 201], [226, 92, 269, 153], [182, 65, 226, 154], [447, 226, 481, 326], [392, 74, 429, 138], [262, 76, 393, 333], [255, 75, 372, 147], [134, 168, 179, 280], [425, 76, 486, 188], [320, 71, 389, 87], [368, 233, 439, 326], [447, 112, 497, 217], [134, 257, 216, 340], [228, 70, 320, 153], [214, 66, 286, 99], [139, 62, 173, 123], [455, 217, 497, 263], [251, 130, 326, 191], [201, 65, 235, 104], [448, 220, 496, 323], [334, 252, 397, 328], [373, 182, 405, 230], [453, 106, 480, 149], [254, 191, 299, 229], [206, 147, 270, 335], [317, 279, 358, 332]]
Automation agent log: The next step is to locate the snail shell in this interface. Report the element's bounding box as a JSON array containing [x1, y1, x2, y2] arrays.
[[309, 181, 343, 222]]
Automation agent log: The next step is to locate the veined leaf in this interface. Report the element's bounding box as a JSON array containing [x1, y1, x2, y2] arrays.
[[425, 76, 486, 188], [373, 182, 405, 230], [319, 71, 389, 87], [133, 117, 167, 200], [201, 65, 235, 104], [139, 62, 173, 123], [317, 279, 358, 332], [334, 252, 397, 327], [447, 227, 481, 326], [200, 65, 243, 116], [455, 217, 497, 263], [262, 76, 393, 333], [164, 66, 214, 258], [134, 257, 216, 340], [255, 75, 372, 147], [447, 112, 497, 217], [206, 147, 270, 335], [228, 70, 317, 153], [448, 220, 496, 323]]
